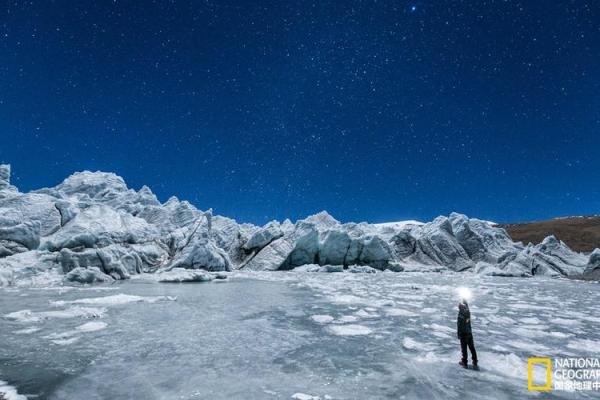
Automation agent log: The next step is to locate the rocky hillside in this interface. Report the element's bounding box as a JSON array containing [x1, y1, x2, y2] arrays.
[[500, 216, 600, 253], [1, 164, 599, 286]]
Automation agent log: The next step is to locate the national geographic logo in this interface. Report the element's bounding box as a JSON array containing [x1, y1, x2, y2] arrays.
[[528, 357, 600, 392], [528, 358, 552, 391]]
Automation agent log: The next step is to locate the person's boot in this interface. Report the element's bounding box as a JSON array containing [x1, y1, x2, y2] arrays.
[[459, 361, 468, 368], [472, 363, 479, 371]]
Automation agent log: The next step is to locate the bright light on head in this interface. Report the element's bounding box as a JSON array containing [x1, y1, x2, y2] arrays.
[[457, 287, 472, 302]]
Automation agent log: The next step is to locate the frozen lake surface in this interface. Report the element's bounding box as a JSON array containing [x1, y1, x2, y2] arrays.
[[1, 272, 599, 399]]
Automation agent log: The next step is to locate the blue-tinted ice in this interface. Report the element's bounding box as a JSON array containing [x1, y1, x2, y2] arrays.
[[1, 272, 598, 399]]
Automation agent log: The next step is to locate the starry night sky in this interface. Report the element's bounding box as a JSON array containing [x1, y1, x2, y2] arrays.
[[1, 1, 599, 225]]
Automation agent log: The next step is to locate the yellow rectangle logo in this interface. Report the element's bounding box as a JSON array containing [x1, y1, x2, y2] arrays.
[[528, 358, 552, 391]]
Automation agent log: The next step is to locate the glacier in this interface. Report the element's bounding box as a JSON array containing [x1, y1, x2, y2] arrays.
[[2, 164, 600, 399], [0, 163, 598, 287]]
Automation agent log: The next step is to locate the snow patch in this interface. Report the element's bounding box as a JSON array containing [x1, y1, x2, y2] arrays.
[[330, 294, 366, 305], [51, 337, 80, 346], [519, 317, 541, 324], [14, 327, 41, 335], [550, 318, 579, 326], [428, 323, 454, 333], [567, 339, 600, 353], [373, 220, 424, 228], [5, 306, 106, 323], [291, 393, 324, 400], [0, 380, 27, 400], [354, 309, 379, 318], [51, 294, 176, 306]]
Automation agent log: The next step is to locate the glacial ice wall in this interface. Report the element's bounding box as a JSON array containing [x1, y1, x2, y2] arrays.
[[0, 164, 596, 286]]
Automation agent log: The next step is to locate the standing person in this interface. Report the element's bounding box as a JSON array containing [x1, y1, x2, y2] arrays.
[[457, 299, 478, 370]]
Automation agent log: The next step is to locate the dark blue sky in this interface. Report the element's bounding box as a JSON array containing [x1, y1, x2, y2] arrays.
[[1, 1, 599, 225]]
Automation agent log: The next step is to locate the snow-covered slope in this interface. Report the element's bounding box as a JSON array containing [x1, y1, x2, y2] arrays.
[[0, 165, 595, 286]]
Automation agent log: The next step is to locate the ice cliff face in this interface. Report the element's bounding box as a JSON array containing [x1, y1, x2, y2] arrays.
[[583, 249, 600, 279], [0, 165, 596, 286]]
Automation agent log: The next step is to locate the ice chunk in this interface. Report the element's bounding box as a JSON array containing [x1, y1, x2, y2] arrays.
[[318, 265, 343, 273], [291, 394, 320, 400], [155, 268, 215, 283], [347, 265, 377, 273], [65, 266, 115, 284], [76, 321, 108, 332], [166, 237, 231, 272], [0, 251, 62, 288], [310, 315, 334, 324], [326, 324, 372, 336], [336, 315, 359, 323], [355, 309, 379, 318]]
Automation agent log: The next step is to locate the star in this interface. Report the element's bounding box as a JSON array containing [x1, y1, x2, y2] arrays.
[[0, 0, 597, 224]]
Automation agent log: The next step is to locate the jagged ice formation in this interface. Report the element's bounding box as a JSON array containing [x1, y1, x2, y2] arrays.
[[0, 164, 596, 286]]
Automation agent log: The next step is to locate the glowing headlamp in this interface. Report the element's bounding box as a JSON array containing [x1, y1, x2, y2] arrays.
[[457, 287, 472, 302]]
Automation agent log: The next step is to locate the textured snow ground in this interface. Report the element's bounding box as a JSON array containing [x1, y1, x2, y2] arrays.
[[1, 272, 598, 399]]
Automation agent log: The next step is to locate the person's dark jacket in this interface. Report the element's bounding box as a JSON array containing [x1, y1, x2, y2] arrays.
[[457, 302, 472, 338]]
